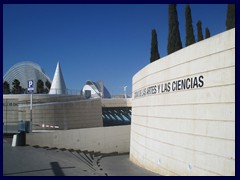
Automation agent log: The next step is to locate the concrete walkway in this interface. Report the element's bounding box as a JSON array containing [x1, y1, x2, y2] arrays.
[[3, 137, 159, 176]]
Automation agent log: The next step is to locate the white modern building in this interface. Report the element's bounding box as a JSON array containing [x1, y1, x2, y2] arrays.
[[82, 80, 111, 99], [3, 61, 52, 93]]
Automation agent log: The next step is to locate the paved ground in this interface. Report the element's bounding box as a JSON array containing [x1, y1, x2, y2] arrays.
[[3, 137, 159, 176]]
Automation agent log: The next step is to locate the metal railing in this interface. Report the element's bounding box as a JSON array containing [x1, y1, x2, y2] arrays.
[[48, 88, 82, 95]]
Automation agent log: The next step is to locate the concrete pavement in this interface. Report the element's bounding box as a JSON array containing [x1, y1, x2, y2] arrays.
[[3, 137, 159, 176]]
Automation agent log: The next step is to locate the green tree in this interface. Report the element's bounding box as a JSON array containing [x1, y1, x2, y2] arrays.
[[185, 4, 195, 47], [150, 29, 160, 63], [12, 79, 23, 94], [197, 20, 203, 42], [205, 27, 211, 39], [3, 81, 11, 94], [167, 4, 182, 55], [37, 79, 44, 93], [45, 80, 51, 93], [226, 4, 235, 30]]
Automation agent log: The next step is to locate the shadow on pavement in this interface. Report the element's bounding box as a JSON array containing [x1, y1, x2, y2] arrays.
[[4, 162, 75, 176], [50, 162, 65, 176]]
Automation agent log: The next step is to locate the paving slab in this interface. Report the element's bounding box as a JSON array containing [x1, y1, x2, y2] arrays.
[[3, 137, 160, 176]]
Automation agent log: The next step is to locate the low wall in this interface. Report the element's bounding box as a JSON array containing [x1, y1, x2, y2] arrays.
[[130, 29, 235, 176], [3, 94, 91, 132], [3, 98, 19, 133], [26, 125, 130, 154], [3, 95, 133, 132], [101, 98, 132, 107], [18, 98, 103, 130]]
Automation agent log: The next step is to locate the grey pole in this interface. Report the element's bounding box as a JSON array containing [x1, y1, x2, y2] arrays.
[[30, 93, 33, 132]]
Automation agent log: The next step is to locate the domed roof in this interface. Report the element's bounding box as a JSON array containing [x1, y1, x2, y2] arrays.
[[82, 80, 111, 98], [3, 61, 52, 93]]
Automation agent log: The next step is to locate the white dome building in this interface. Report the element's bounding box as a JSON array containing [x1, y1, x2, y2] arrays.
[[82, 80, 111, 99], [3, 61, 52, 93]]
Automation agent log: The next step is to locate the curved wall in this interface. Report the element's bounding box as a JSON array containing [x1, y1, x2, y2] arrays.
[[130, 29, 235, 176]]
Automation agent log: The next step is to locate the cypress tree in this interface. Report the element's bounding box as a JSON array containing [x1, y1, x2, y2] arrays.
[[226, 4, 235, 30], [150, 29, 160, 63], [3, 81, 11, 94], [45, 80, 51, 93], [185, 4, 195, 47], [205, 27, 211, 39], [197, 20, 203, 42], [37, 79, 44, 93], [167, 4, 182, 55], [12, 79, 23, 94]]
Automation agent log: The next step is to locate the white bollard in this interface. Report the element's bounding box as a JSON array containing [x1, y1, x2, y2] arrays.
[[12, 134, 17, 147]]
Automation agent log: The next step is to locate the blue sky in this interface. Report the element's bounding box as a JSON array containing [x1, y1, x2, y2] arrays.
[[3, 4, 228, 95]]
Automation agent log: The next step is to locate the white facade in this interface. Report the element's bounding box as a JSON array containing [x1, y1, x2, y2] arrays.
[[130, 29, 235, 176], [82, 83, 101, 98], [82, 80, 111, 99]]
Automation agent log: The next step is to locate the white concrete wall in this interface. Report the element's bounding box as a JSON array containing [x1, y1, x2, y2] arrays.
[[19, 98, 103, 130], [3, 99, 19, 133], [3, 99, 18, 123], [3, 95, 102, 130], [26, 125, 130, 154], [130, 29, 235, 176]]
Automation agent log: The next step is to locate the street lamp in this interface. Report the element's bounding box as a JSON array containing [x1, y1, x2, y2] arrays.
[[123, 86, 127, 99]]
